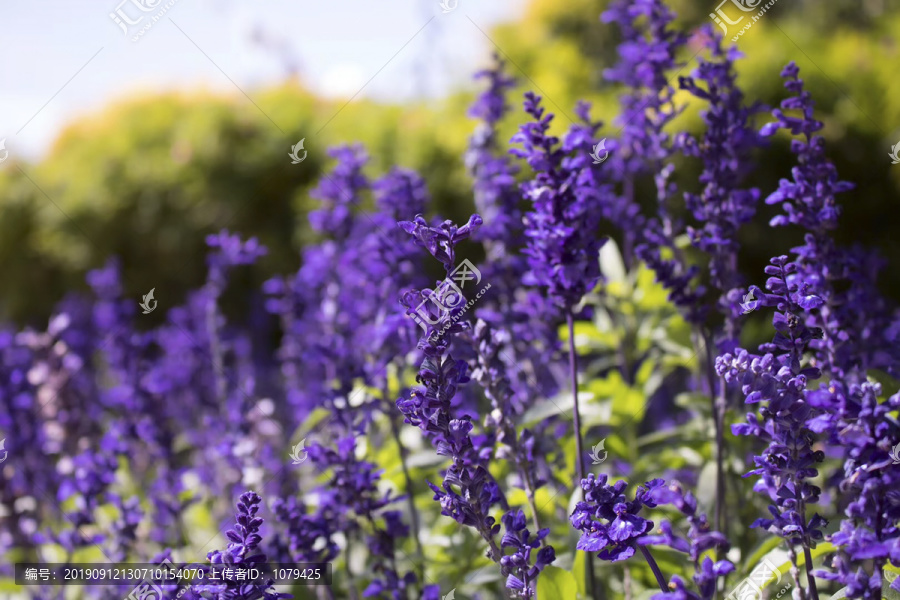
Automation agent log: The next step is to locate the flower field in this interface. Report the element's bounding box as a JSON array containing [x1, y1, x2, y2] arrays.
[[2, 1, 899, 599]]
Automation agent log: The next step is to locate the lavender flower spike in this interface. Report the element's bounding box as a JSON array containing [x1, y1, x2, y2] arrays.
[[397, 214, 504, 558], [201, 491, 290, 600], [512, 91, 608, 598], [717, 255, 826, 600]]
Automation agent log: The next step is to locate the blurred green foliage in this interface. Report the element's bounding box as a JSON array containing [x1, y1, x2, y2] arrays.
[[1, 0, 899, 325]]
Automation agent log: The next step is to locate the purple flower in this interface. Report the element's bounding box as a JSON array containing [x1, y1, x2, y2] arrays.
[[718, 255, 827, 597], [206, 230, 268, 271], [270, 495, 339, 564], [723, 61, 900, 599], [466, 59, 563, 449], [760, 63, 900, 383], [603, 0, 707, 323], [362, 511, 419, 599], [758, 62, 857, 376], [601, 0, 687, 264], [641, 482, 733, 599], [107, 494, 143, 561], [651, 575, 700, 600], [398, 214, 519, 582], [308, 144, 369, 240], [467, 319, 553, 496], [570, 475, 660, 562], [510, 92, 606, 312], [677, 26, 764, 347], [201, 491, 290, 600], [809, 381, 900, 598], [602, 0, 687, 170], [399, 214, 483, 274], [306, 436, 398, 522], [499, 510, 555, 598], [467, 55, 522, 258]]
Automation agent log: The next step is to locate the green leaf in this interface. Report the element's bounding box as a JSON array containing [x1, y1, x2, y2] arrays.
[[573, 552, 586, 597], [738, 542, 836, 592], [696, 461, 718, 509], [586, 371, 647, 426], [537, 566, 579, 600], [744, 548, 791, 589], [296, 407, 332, 438], [636, 419, 706, 449], [519, 393, 574, 425], [598, 240, 626, 284], [633, 265, 670, 310], [740, 537, 785, 577], [405, 449, 447, 469]]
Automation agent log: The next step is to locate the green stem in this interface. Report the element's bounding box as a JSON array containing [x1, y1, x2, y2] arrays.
[[567, 312, 599, 600], [701, 330, 727, 545], [638, 545, 668, 593], [387, 398, 425, 584]]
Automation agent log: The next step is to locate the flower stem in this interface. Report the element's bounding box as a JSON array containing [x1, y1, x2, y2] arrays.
[[702, 331, 727, 543], [803, 545, 819, 600], [638, 545, 668, 593], [509, 431, 543, 536], [386, 392, 425, 583], [624, 565, 633, 600], [788, 546, 807, 600], [524, 478, 543, 538], [480, 527, 513, 600], [567, 312, 598, 600]]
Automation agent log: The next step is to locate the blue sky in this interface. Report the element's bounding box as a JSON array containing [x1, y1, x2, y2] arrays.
[[0, 0, 524, 159]]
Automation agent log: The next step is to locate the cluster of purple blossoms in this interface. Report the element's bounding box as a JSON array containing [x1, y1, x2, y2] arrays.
[[511, 92, 606, 313], [758, 62, 853, 380], [676, 26, 764, 348], [571, 475, 661, 563], [264, 146, 432, 597], [602, 0, 706, 324], [397, 213, 558, 597], [642, 482, 733, 600], [4, 2, 900, 600], [396, 214, 502, 542], [571, 475, 732, 600], [718, 60, 900, 600], [665, 24, 767, 541], [809, 381, 900, 599], [467, 55, 521, 264], [199, 491, 288, 600], [500, 510, 555, 596], [762, 68, 900, 591], [509, 96, 612, 600], [717, 254, 827, 597], [467, 59, 562, 500], [304, 437, 419, 600]]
